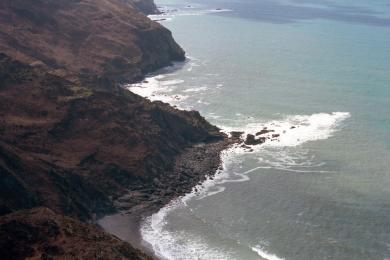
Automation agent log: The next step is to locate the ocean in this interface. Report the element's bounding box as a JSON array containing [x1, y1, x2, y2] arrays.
[[131, 0, 390, 259]]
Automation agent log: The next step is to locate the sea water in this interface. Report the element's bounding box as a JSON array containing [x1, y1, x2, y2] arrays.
[[134, 0, 390, 259]]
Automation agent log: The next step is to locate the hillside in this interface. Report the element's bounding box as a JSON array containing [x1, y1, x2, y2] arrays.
[[0, 0, 225, 258], [0, 0, 184, 84], [0, 53, 223, 220], [0, 207, 152, 260]]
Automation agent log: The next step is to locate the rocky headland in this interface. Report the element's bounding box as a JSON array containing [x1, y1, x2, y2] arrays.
[[0, 0, 229, 259], [0, 0, 184, 84], [0, 0, 277, 258], [0, 0, 233, 259]]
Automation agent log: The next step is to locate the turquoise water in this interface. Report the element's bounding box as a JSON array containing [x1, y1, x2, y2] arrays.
[[135, 1, 390, 259]]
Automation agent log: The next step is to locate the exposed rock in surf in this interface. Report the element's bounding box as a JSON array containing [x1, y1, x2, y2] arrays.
[[244, 134, 266, 145], [230, 131, 244, 139], [256, 129, 275, 136]]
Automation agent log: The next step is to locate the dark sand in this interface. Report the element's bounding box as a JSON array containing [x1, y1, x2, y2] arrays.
[[98, 212, 157, 258]]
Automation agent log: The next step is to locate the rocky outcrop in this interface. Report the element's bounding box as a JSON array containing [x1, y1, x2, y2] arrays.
[[124, 0, 160, 14], [256, 129, 275, 136], [245, 134, 266, 145], [0, 207, 151, 260], [0, 0, 226, 258], [0, 49, 224, 257], [0, 54, 223, 221], [0, 0, 184, 84]]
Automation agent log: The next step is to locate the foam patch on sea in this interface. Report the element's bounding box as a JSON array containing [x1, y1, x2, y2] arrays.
[[148, 5, 232, 23], [141, 200, 236, 260], [126, 60, 214, 110], [251, 246, 285, 260], [222, 112, 351, 148]]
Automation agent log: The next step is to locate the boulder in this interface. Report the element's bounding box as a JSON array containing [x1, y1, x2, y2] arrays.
[[244, 134, 266, 145], [230, 131, 244, 139], [255, 129, 275, 136]]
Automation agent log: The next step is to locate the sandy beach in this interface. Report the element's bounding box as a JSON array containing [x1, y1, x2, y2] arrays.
[[99, 211, 158, 259]]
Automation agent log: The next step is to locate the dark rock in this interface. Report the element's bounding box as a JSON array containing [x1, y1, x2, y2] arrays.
[[255, 129, 275, 136], [230, 131, 244, 139], [124, 0, 161, 15], [244, 134, 266, 145]]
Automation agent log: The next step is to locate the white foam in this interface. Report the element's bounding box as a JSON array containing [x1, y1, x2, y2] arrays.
[[197, 99, 210, 105], [161, 79, 184, 86], [127, 73, 191, 106], [141, 200, 235, 260], [180, 147, 251, 203], [148, 7, 232, 23], [206, 8, 233, 13], [251, 246, 284, 260], [140, 148, 250, 260], [183, 86, 208, 92], [222, 112, 351, 148], [243, 166, 333, 174]]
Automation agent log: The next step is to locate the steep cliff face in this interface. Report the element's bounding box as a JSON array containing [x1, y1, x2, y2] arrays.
[[0, 0, 184, 83], [0, 207, 152, 260], [0, 0, 225, 258], [0, 54, 223, 220]]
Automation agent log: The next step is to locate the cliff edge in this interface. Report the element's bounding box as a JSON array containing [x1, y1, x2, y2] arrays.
[[0, 0, 184, 84], [0, 0, 225, 259], [0, 207, 152, 260], [0, 54, 223, 220]]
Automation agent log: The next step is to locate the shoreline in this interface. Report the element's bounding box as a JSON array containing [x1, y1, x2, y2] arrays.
[[98, 210, 158, 259], [99, 137, 238, 259]]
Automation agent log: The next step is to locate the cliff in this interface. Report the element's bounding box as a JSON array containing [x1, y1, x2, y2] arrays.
[[0, 53, 223, 220], [0, 0, 184, 84], [0, 207, 151, 260], [0, 0, 225, 258]]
